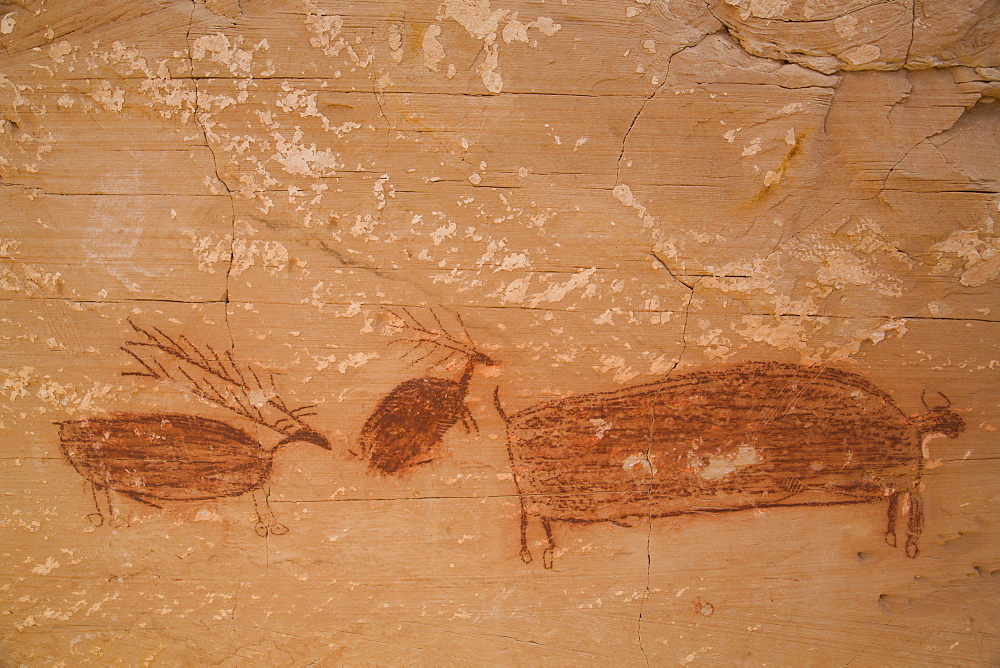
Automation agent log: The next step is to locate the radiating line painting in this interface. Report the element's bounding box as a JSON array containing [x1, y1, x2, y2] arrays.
[[56, 321, 330, 535]]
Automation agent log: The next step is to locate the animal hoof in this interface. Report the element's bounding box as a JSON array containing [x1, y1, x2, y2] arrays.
[[905, 538, 919, 559], [86, 512, 105, 527], [542, 548, 554, 570], [269, 523, 289, 536], [885, 530, 897, 548], [520, 547, 533, 564], [109, 515, 129, 529], [255, 522, 269, 538]]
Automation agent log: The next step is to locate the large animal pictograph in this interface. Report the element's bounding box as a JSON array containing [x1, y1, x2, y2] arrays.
[[56, 321, 330, 536], [494, 361, 965, 568]]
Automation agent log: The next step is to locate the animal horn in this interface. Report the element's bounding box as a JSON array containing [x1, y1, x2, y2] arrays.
[[921, 389, 952, 410], [277, 428, 331, 450], [384, 306, 499, 369]]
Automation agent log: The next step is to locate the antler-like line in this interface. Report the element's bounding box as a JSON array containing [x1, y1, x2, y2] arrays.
[[122, 320, 317, 438]]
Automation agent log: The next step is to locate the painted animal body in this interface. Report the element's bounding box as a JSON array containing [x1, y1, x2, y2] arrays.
[[59, 414, 273, 502], [57, 321, 332, 536], [357, 307, 499, 475], [495, 361, 966, 568], [359, 359, 480, 474], [57, 413, 329, 535]]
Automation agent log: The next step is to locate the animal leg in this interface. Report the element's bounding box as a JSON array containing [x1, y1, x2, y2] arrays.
[[518, 495, 532, 564], [905, 485, 924, 559], [460, 404, 479, 434], [266, 488, 289, 536], [541, 517, 556, 570], [251, 487, 287, 537], [87, 482, 106, 527], [885, 491, 901, 548], [103, 486, 129, 528], [252, 488, 269, 537]]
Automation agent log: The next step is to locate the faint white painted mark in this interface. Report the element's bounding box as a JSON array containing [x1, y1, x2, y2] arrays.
[[921, 432, 949, 460]]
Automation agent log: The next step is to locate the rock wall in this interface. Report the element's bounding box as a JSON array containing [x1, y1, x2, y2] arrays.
[[1, 0, 998, 663]]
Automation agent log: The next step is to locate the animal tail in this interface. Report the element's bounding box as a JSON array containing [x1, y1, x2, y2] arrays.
[[492, 385, 534, 564], [493, 385, 508, 424]]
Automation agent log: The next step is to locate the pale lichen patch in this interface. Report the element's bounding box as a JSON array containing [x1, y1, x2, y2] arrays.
[[30, 557, 60, 575], [1, 366, 35, 401], [191, 32, 266, 77], [388, 25, 404, 62], [591, 418, 613, 439], [0, 12, 15, 35], [594, 354, 639, 384], [1, 240, 63, 295], [271, 129, 343, 177], [698, 445, 762, 480], [183, 230, 231, 274], [931, 222, 1000, 288], [840, 44, 881, 66], [747, 0, 792, 20], [48, 40, 72, 63], [622, 452, 655, 477], [88, 80, 126, 112], [422, 25, 445, 71], [36, 379, 117, 415], [430, 1, 561, 92]]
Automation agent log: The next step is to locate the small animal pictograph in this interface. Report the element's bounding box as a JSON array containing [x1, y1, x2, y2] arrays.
[[356, 308, 500, 475], [494, 361, 965, 568], [56, 321, 330, 536]]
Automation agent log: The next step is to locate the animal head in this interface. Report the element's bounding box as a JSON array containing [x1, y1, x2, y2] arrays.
[[918, 391, 965, 439], [277, 428, 332, 450], [386, 306, 501, 373], [468, 349, 501, 370], [920, 409, 966, 439]]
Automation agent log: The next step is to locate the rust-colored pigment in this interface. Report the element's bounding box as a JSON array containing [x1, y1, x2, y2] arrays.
[[495, 361, 965, 568]]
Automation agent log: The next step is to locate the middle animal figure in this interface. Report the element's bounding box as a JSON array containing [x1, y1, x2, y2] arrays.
[[356, 308, 500, 475]]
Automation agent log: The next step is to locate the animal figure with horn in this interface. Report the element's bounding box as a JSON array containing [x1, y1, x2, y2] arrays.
[[356, 308, 500, 475], [57, 321, 330, 536]]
